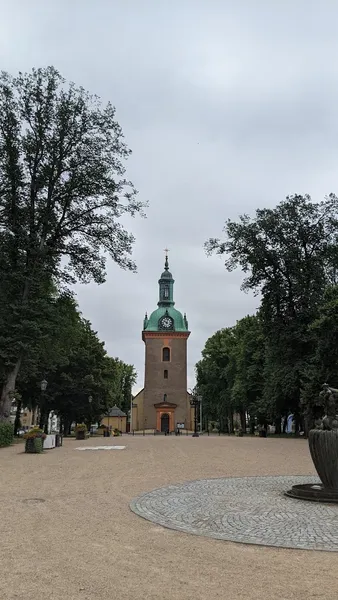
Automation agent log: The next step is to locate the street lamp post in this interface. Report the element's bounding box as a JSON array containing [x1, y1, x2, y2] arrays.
[[88, 396, 93, 434], [130, 392, 133, 433], [190, 393, 200, 438], [198, 395, 203, 433], [40, 379, 48, 431]]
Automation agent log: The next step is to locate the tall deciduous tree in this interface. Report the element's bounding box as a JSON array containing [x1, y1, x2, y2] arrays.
[[301, 285, 338, 430], [0, 66, 145, 420], [196, 328, 234, 430], [205, 194, 338, 423], [17, 292, 137, 433], [196, 316, 265, 432]]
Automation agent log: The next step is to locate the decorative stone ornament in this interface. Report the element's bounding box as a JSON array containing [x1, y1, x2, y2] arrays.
[[286, 384, 338, 503], [309, 429, 338, 489]]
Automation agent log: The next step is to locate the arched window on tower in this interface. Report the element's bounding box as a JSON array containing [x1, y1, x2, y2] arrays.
[[162, 347, 170, 362], [161, 285, 169, 299]]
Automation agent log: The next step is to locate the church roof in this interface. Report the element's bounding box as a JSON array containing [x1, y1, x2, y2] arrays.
[[145, 306, 187, 331], [106, 405, 127, 417]]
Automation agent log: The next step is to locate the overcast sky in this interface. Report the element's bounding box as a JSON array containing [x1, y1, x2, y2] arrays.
[[2, 1, 338, 392]]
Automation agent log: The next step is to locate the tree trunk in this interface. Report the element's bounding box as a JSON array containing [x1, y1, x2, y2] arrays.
[[0, 276, 32, 422], [14, 400, 22, 435], [240, 410, 246, 433], [275, 416, 282, 434], [39, 410, 48, 432], [229, 411, 234, 434], [63, 419, 71, 436], [0, 357, 22, 421], [304, 415, 312, 439], [282, 415, 288, 434], [224, 414, 229, 434], [294, 414, 301, 435]]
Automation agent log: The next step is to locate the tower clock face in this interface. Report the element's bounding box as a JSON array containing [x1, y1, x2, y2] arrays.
[[159, 316, 174, 330]]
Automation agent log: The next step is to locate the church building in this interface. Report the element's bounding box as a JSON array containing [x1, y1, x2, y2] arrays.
[[132, 254, 193, 432]]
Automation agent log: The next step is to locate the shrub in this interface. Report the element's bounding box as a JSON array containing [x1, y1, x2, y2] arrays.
[[113, 428, 120, 436], [0, 422, 14, 447], [24, 427, 46, 440], [74, 423, 87, 432]]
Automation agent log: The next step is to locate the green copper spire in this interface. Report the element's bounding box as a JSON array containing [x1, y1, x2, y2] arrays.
[[143, 252, 189, 332]]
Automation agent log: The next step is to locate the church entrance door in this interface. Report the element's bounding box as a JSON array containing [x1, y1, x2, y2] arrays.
[[161, 413, 170, 433]]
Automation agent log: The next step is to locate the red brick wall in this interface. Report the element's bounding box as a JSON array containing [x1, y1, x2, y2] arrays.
[[143, 334, 189, 429]]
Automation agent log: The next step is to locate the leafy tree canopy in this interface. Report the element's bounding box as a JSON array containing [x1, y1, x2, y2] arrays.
[[202, 195, 338, 432], [0, 66, 145, 419]]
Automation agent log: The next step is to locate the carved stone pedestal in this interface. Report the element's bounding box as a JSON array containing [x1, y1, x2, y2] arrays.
[[286, 429, 338, 503]]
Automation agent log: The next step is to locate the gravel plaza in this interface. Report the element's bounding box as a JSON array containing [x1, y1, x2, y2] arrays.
[[1, 435, 338, 600]]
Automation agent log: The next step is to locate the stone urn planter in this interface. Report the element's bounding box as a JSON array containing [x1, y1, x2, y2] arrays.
[[286, 384, 338, 502], [309, 429, 338, 489], [24, 428, 46, 453], [74, 424, 87, 440], [25, 438, 43, 453]]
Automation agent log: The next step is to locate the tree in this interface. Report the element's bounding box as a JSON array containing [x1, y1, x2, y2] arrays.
[[119, 362, 137, 415], [206, 195, 338, 321], [196, 316, 265, 433], [196, 328, 234, 431], [205, 194, 338, 423], [301, 285, 338, 430], [14, 288, 137, 433], [0, 66, 145, 420], [227, 315, 265, 430]]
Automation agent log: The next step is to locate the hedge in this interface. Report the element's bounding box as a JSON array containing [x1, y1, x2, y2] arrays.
[[0, 422, 14, 447]]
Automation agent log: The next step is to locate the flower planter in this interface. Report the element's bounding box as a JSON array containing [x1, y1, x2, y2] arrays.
[[308, 429, 338, 489], [76, 430, 86, 440], [25, 438, 43, 454]]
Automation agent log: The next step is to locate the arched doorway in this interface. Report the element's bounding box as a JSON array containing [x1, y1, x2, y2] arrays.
[[161, 413, 170, 433]]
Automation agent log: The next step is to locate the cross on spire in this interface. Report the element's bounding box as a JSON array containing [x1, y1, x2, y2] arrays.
[[164, 247, 170, 271]]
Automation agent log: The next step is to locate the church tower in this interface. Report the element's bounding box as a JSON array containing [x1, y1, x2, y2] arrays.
[[132, 253, 191, 432]]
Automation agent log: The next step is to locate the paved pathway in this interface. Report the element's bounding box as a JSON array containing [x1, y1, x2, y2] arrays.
[[131, 475, 338, 551]]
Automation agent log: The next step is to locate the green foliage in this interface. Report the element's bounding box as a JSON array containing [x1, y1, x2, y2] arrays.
[[24, 427, 46, 440], [301, 286, 338, 424], [0, 281, 137, 435], [0, 65, 145, 419], [13, 289, 136, 431], [206, 194, 338, 318], [74, 423, 87, 432], [204, 194, 338, 429], [0, 422, 14, 447], [196, 315, 265, 430]]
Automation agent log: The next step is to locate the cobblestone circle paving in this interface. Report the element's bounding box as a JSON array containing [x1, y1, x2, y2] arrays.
[[130, 476, 338, 552]]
